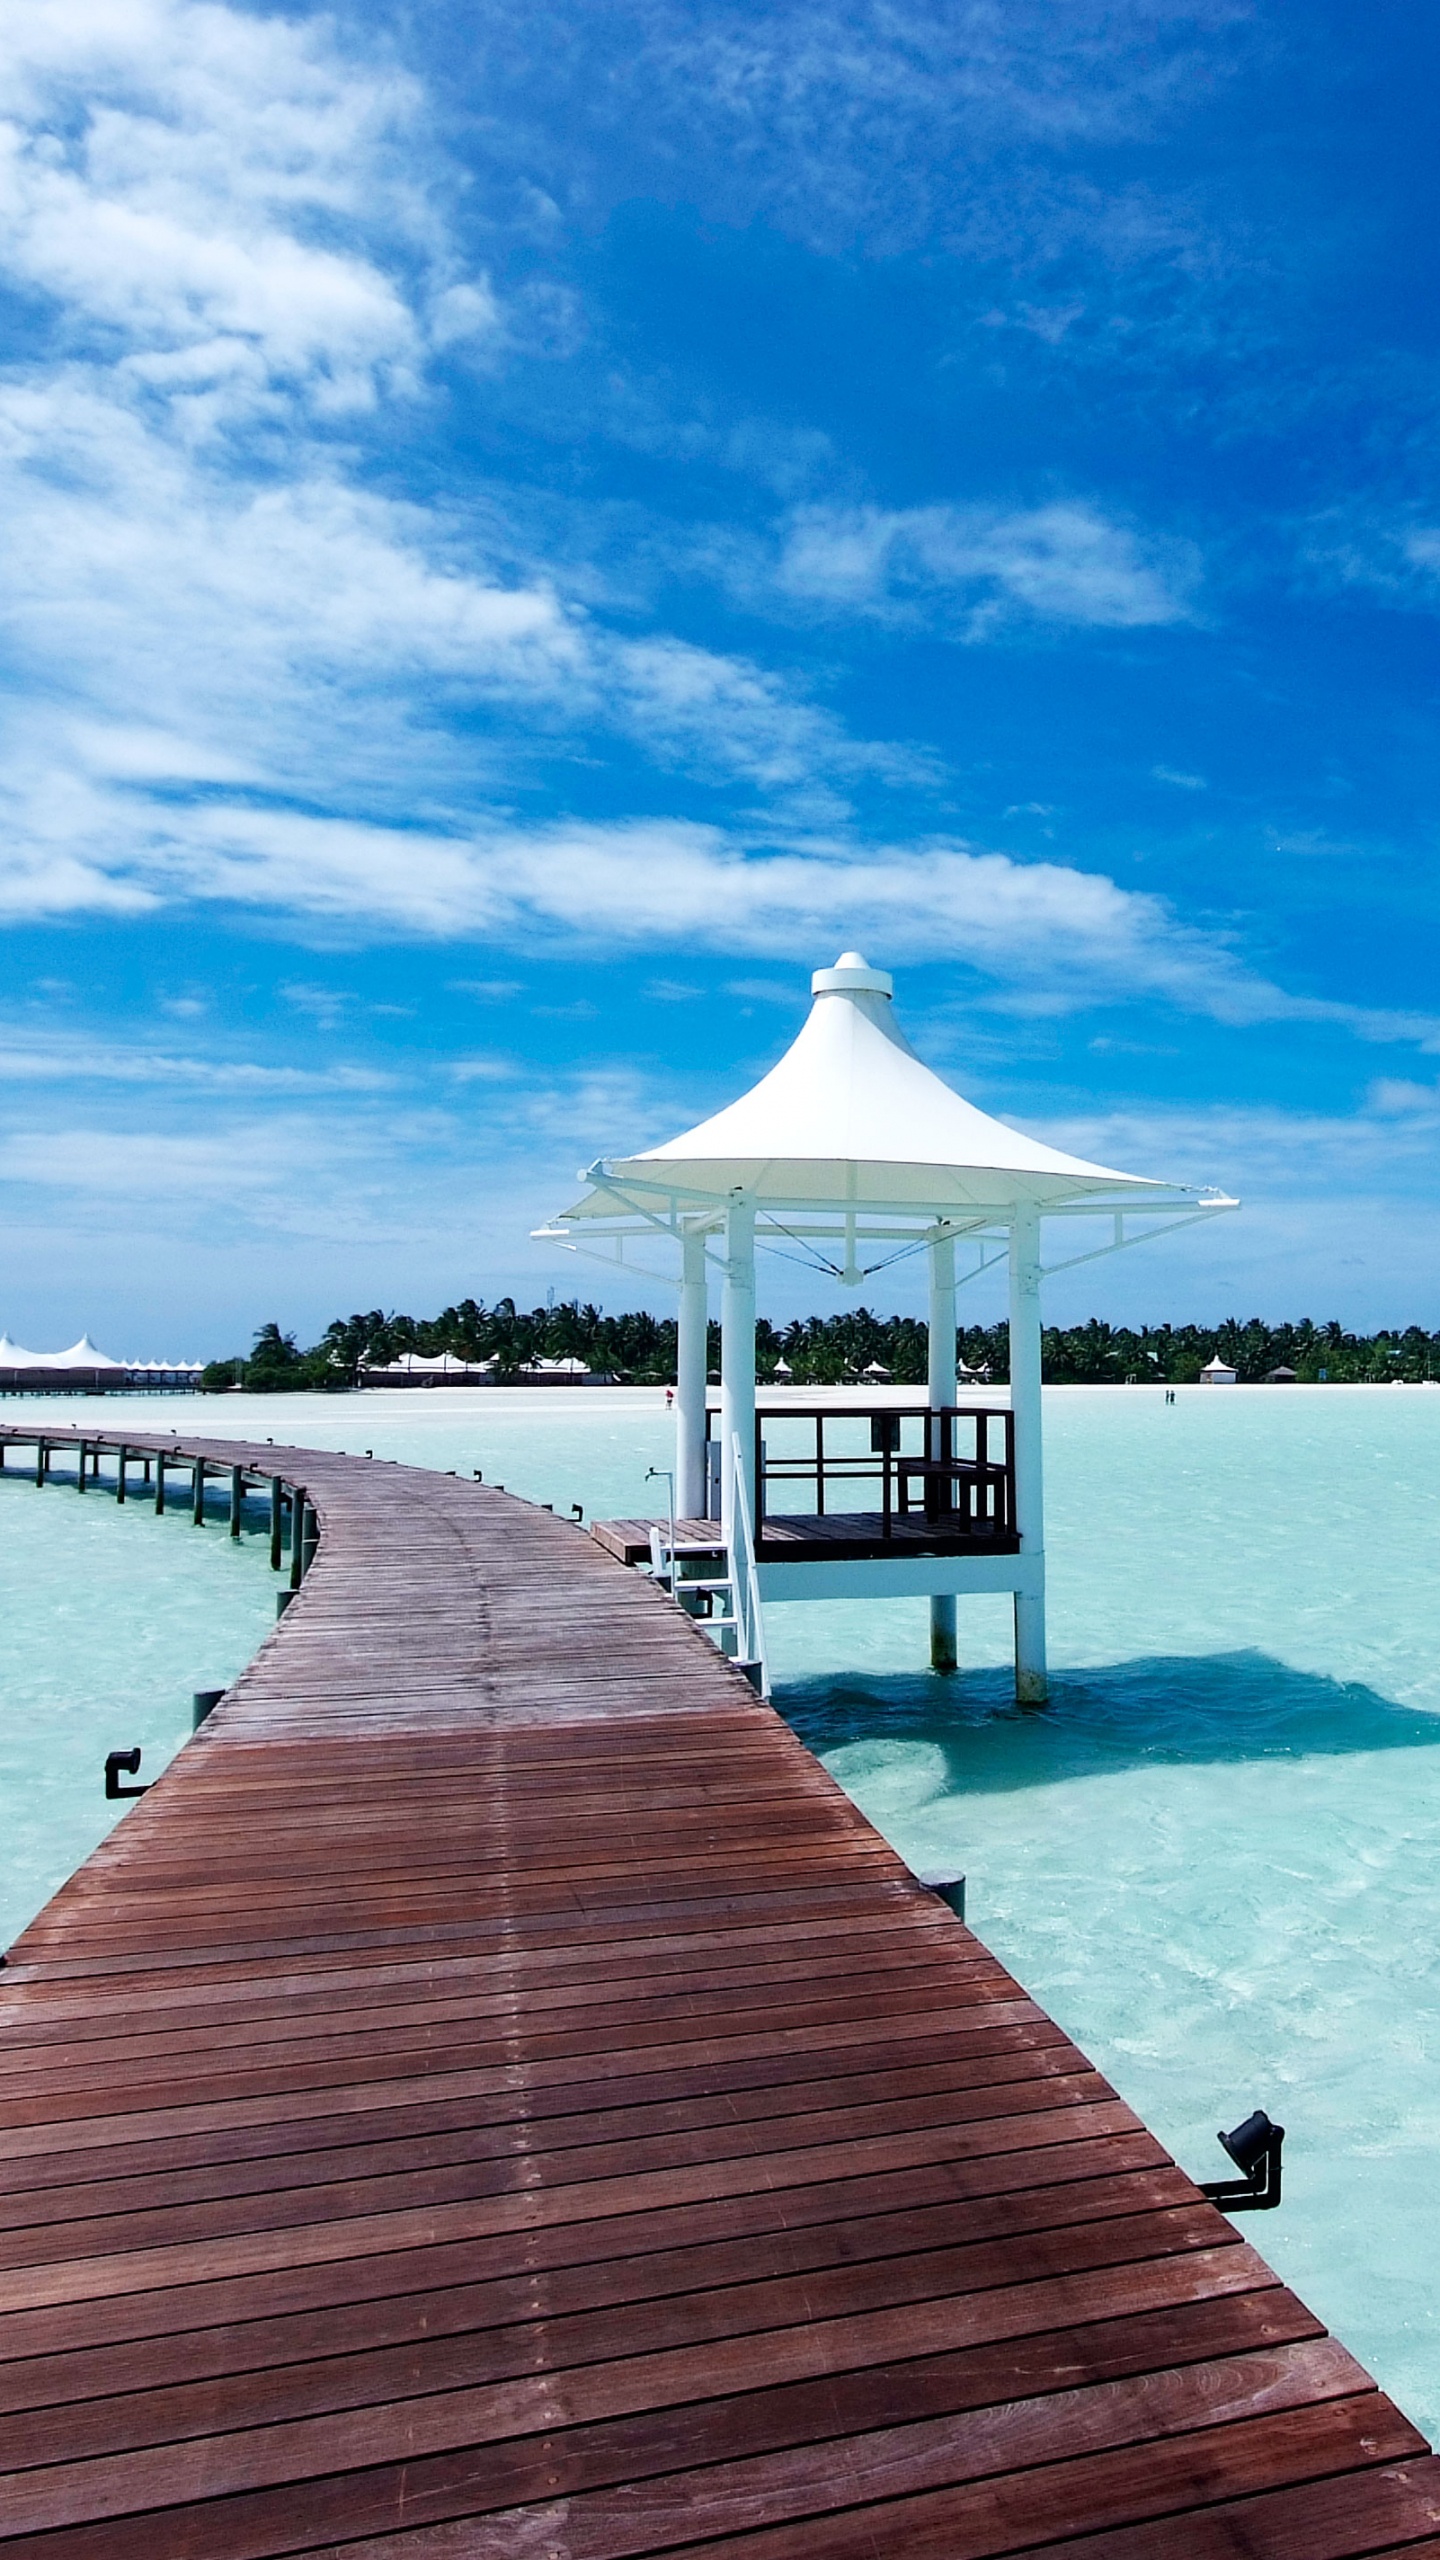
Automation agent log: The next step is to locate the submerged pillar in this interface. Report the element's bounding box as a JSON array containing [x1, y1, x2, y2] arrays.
[[719, 1194, 756, 1546], [928, 1231, 958, 1674], [1008, 1201, 1048, 1705], [675, 1222, 709, 1521]]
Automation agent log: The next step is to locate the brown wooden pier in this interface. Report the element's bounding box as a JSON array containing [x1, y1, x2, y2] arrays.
[[1, 1424, 1438, 2555]]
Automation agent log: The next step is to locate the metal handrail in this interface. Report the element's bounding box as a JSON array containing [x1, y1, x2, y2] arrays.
[[728, 1432, 770, 1698]]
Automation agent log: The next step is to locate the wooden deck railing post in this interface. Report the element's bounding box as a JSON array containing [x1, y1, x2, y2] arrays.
[[289, 1488, 307, 1589], [192, 1456, 205, 1526], [155, 1450, 165, 1515], [269, 1477, 283, 1570], [116, 1444, 127, 1504], [230, 1465, 243, 1539]]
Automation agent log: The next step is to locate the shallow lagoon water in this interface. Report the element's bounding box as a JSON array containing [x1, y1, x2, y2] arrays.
[[0, 1461, 278, 1954], [4, 1382, 1440, 2435]]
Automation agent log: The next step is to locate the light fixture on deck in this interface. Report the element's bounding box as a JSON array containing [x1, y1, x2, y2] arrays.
[[1198, 2109, 1285, 2212], [104, 1747, 148, 1800]]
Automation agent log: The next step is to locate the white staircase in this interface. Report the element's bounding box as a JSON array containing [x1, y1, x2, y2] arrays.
[[646, 1433, 770, 1697]]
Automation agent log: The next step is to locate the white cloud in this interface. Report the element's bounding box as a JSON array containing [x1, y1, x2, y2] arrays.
[[1035, 1094, 1440, 1202], [3, 793, 1430, 1055], [1301, 514, 1440, 615], [774, 501, 1198, 631], [0, 1024, 391, 1092], [481, 0, 1253, 265], [0, 0, 460, 420], [0, 0, 935, 849]]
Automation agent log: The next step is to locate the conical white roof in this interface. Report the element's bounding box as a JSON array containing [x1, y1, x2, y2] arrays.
[[588, 954, 1163, 1214], [0, 1332, 127, 1368], [49, 1335, 125, 1369]]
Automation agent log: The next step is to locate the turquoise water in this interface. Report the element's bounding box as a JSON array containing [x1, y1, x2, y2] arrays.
[[4, 1383, 1440, 2435], [0, 1454, 278, 1953]]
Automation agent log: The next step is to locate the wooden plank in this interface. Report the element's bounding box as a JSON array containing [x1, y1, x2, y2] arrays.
[[0, 1423, 1428, 2557]]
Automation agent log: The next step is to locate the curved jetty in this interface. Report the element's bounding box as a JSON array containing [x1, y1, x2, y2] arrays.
[[0, 1427, 1436, 2555]]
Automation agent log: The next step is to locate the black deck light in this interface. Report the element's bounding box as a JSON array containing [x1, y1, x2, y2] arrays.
[[1198, 2108, 1284, 2211], [104, 1748, 148, 1800]]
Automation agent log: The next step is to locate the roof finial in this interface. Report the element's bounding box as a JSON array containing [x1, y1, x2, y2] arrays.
[[811, 952, 893, 998]]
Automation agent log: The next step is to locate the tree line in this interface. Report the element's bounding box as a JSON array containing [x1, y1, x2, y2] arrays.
[[201, 1306, 1440, 1392]]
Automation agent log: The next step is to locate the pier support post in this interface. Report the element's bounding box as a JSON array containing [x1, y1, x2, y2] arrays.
[[675, 1222, 709, 1522], [928, 1232, 958, 1674], [720, 1195, 756, 1547], [155, 1451, 165, 1514], [116, 1446, 126, 1504], [230, 1466, 243, 1538], [290, 1488, 307, 1589], [35, 1437, 46, 1488], [77, 1440, 87, 1492], [192, 1456, 205, 1525], [269, 1477, 283, 1570], [1008, 1203, 1048, 1706]]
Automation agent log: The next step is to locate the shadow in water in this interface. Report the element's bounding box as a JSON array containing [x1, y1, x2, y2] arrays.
[[779, 1649, 1440, 1795]]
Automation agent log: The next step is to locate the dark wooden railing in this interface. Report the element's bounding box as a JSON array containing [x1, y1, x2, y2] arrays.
[[706, 1404, 1015, 1541]]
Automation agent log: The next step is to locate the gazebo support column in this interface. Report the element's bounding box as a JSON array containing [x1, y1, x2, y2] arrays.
[[1009, 1202, 1048, 1705], [675, 1223, 709, 1521], [927, 1232, 958, 1674], [720, 1195, 756, 1548]]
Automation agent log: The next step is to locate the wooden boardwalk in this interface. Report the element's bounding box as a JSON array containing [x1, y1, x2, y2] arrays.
[[1, 1427, 1438, 2555]]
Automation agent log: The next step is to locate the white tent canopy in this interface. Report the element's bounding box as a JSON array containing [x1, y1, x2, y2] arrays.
[[48, 1335, 126, 1370], [0, 1333, 126, 1370], [603, 955, 1157, 1214]]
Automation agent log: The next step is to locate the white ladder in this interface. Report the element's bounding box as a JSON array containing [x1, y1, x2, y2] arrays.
[[646, 1434, 769, 1696]]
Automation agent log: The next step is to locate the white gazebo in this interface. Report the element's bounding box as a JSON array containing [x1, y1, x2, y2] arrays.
[[1200, 1354, 1238, 1385], [540, 953, 1235, 1700]]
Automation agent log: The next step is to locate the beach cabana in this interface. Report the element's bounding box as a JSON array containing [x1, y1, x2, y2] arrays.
[[541, 954, 1235, 1699], [1201, 1355, 1238, 1385]]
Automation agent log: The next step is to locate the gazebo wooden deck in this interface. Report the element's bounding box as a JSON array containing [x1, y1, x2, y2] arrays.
[[0, 1423, 1436, 2555]]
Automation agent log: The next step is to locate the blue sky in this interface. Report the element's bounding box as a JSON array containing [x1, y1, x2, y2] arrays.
[[2, 0, 1438, 1351]]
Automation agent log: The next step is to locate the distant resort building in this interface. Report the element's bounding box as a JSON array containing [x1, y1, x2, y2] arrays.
[[358, 1350, 500, 1386], [357, 1349, 609, 1387], [1200, 1353, 1238, 1384], [0, 1336, 201, 1393]]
